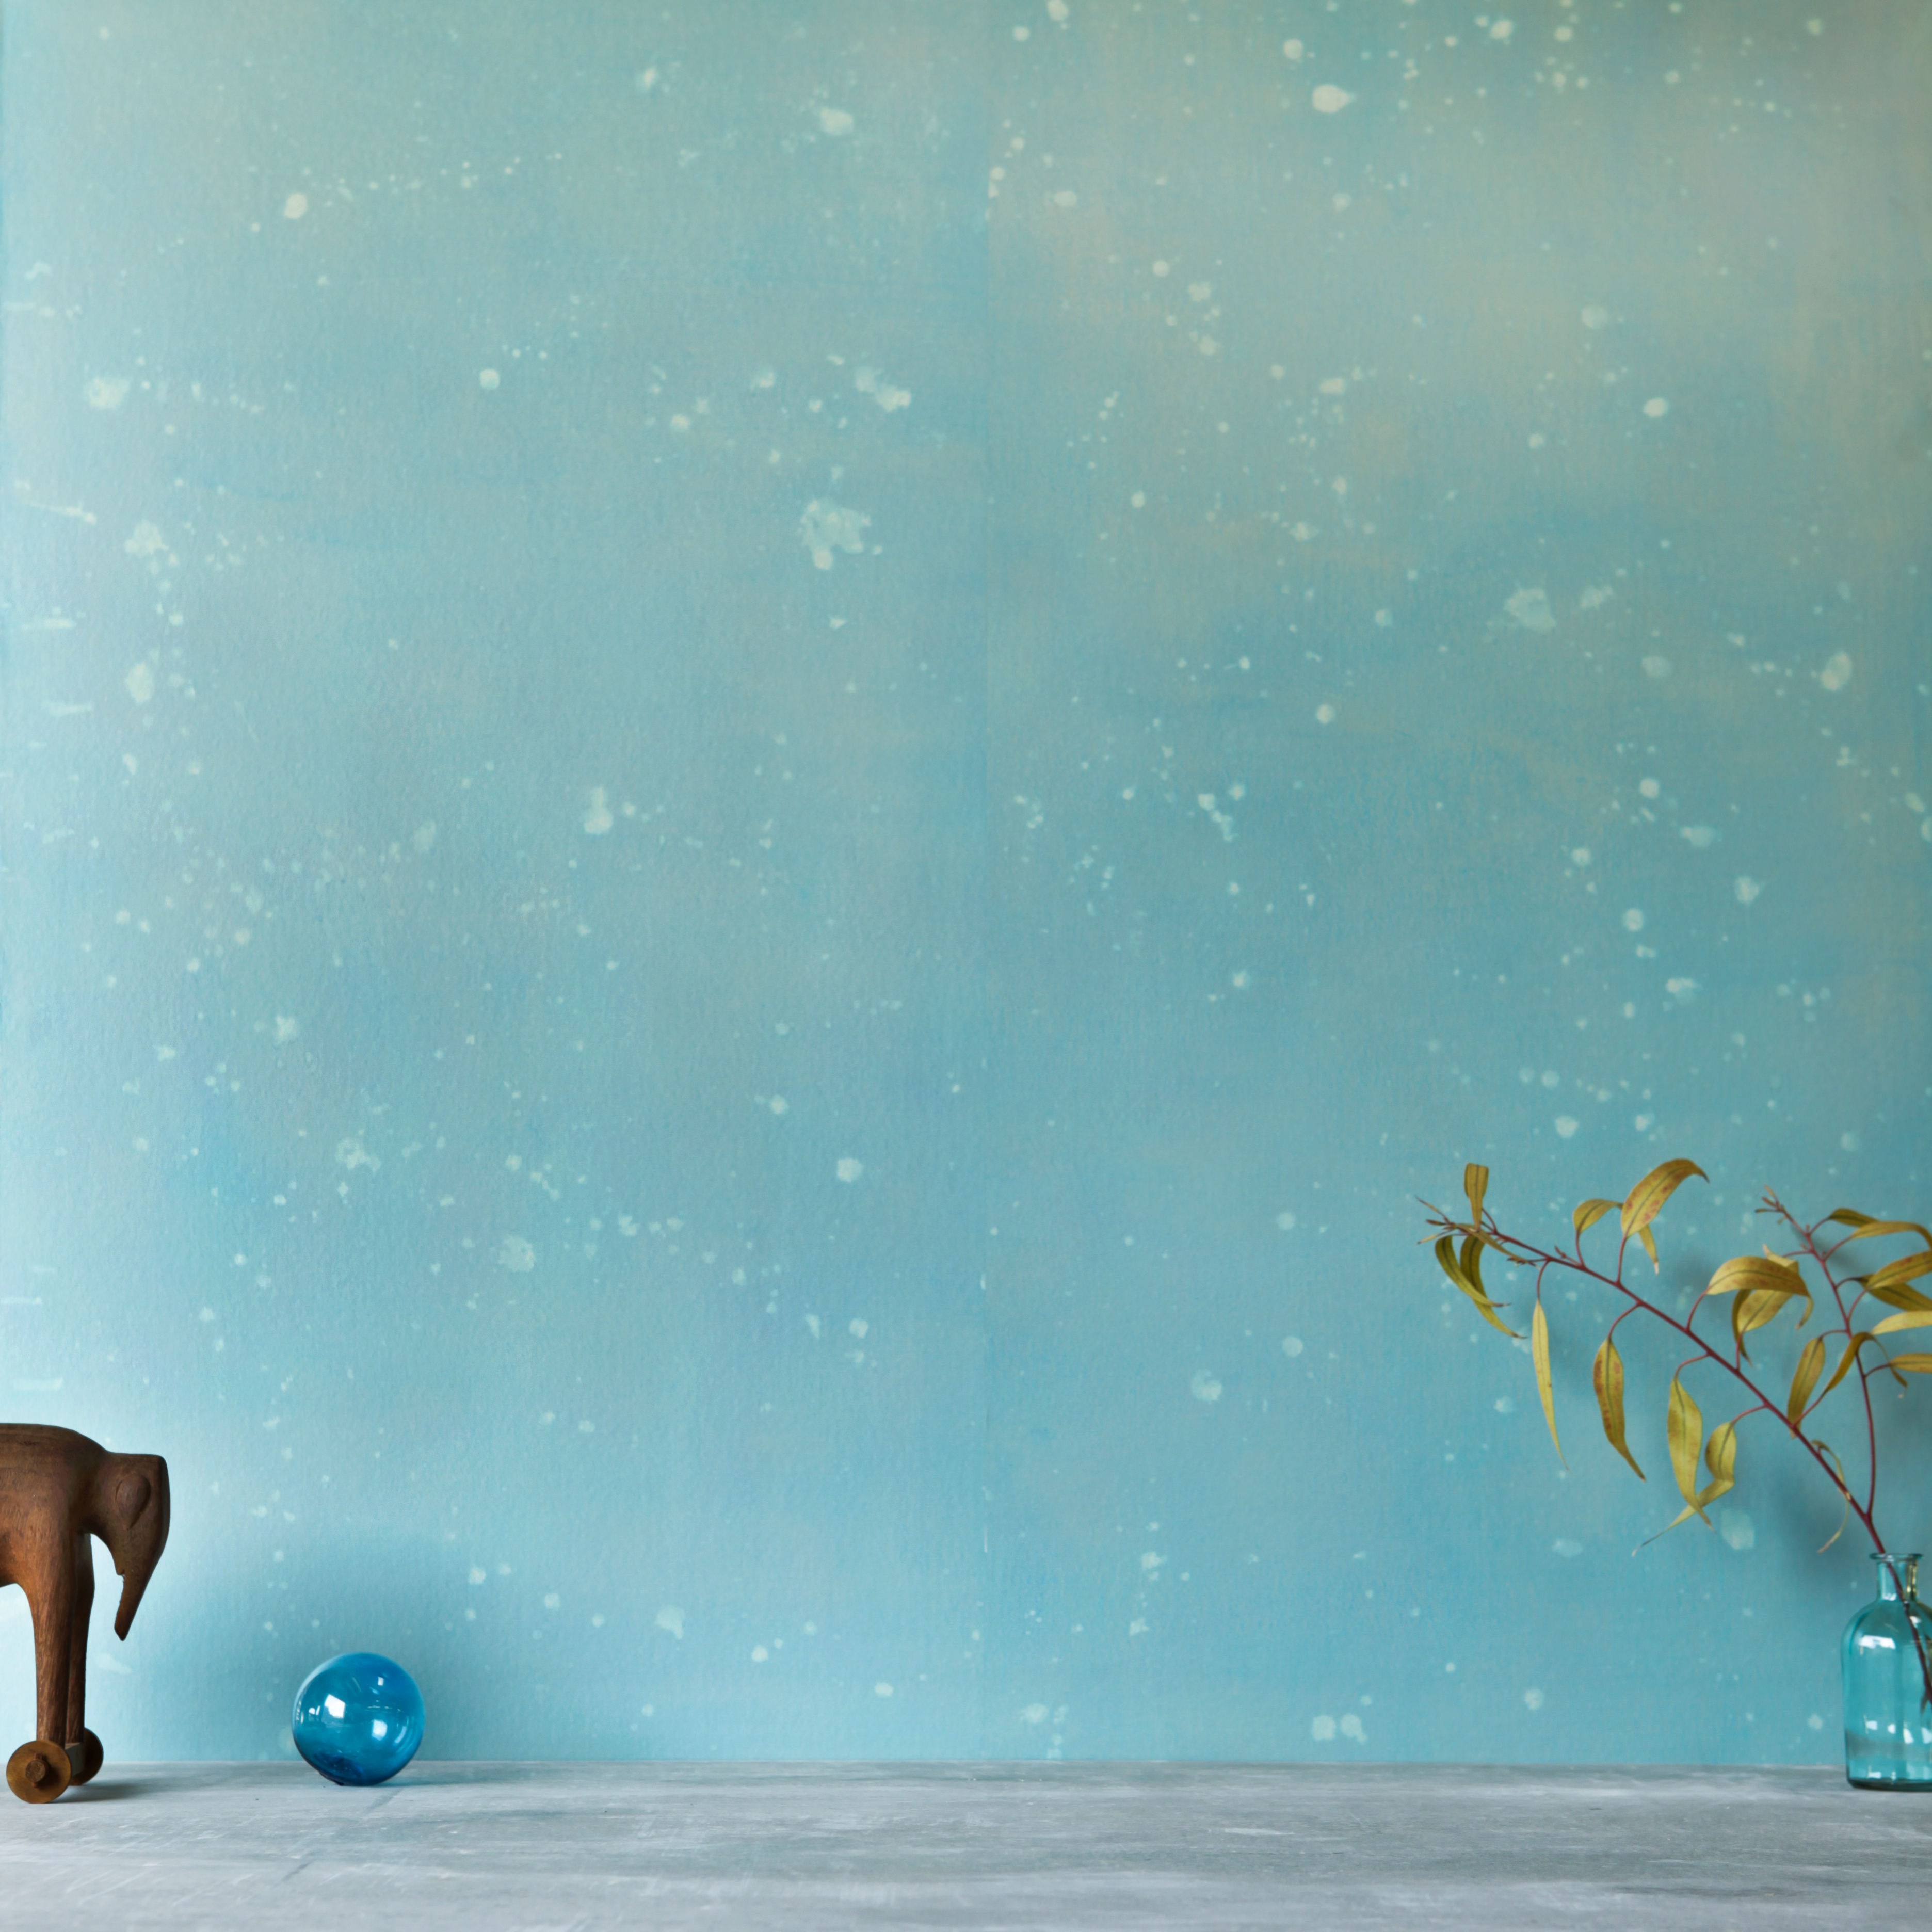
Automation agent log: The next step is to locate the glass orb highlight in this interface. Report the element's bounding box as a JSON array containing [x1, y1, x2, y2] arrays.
[[291, 1652, 424, 1786]]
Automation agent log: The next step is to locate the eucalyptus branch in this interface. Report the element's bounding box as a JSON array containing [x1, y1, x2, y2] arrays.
[[1422, 1160, 1932, 1713]]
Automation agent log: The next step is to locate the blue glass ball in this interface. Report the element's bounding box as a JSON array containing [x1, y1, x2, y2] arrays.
[[291, 1652, 424, 1786]]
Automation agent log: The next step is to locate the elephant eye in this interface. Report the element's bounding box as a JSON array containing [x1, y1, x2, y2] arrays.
[[116, 1475, 152, 1525]]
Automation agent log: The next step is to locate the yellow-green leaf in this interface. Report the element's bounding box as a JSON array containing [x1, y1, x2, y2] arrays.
[[1459, 1234, 1483, 1290], [1435, 1236, 1522, 1339], [1862, 1279, 1932, 1315], [1866, 1250, 1932, 1294], [1873, 1310, 1932, 1337], [1889, 1353, 1932, 1373], [1573, 1198, 1620, 1237], [1649, 1416, 1738, 1542], [1829, 1212, 1932, 1247], [1463, 1163, 1489, 1226], [1621, 1158, 1709, 1238], [1637, 1225, 1659, 1271], [1701, 1420, 1737, 1499], [1649, 1502, 1703, 1538], [1592, 1334, 1644, 1479], [1732, 1284, 1804, 1358], [1787, 1335, 1826, 1426], [1817, 1333, 1875, 1403], [1702, 1251, 1806, 1298], [1813, 1440, 1854, 1551], [1667, 1376, 1705, 1519], [1532, 1300, 1564, 1466]]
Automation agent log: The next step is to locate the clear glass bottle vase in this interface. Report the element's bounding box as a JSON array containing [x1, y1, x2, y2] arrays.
[[1842, 1552, 1932, 1788]]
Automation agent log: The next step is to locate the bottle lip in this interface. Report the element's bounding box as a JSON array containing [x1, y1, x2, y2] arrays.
[[1871, 1551, 1923, 1562]]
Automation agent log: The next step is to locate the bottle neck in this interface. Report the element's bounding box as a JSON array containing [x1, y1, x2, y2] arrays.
[[1874, 1554, 1921, 1603]]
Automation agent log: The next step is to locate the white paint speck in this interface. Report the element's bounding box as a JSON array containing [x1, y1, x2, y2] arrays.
[[583, 787, 614, 835], [752, 1646, 769, 1662], [1523, 1687, 1545, 1710], [1311, 1714, 1337, 1741], [125, 662, 156, 704], [1276, 1212, 1297, 1231], [875, 1681, 895, 1696], [800, 500, 871, 571], [1489, 18, 1514, 41], [1820, 652, 1853, 692], [1311, 84, 1354, 114], [1339, 1714, 1366, 1741], [84, 376, 130, 410], [1552, 1539, 1584, 1557], [496, 1235, 536, 1273], [1622, 908, 1645, 932], [1719, 1509, 1756, 1551], [1190, 1368, 1223, 1403], [656, 1606, 685, 1639], [1281, 1335, 1305, 1358], [1680, 826, 1717, 848], [478, 369, 501, 390], [1734, 876, 1762, 904], [1504, 587, 1555, 632], [1022, 1702, 1050, 1724], [1643, 396, 1670, 418], [272, 1016, 300, 1044], [1315, 703, 1335, 725], [1581, 305, 1610, 330], [818, 107, 855, 136], [855, 367, 912, 412], [1282, 38, 1305, 62], [836, 1157, 864, 1183], [283, 192, 309, 220], [1665, 977, 1698, 1003], [1642, 655, 1672, 679], [1555, 1117, 1579, 1139]]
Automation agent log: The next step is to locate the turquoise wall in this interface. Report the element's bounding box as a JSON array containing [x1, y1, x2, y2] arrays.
[[3, 0, 1928, 1764]]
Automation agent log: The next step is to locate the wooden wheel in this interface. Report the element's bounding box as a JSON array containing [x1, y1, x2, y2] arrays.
[[68, 1729, 104, 1785], [7, 1740, 73, 1804]]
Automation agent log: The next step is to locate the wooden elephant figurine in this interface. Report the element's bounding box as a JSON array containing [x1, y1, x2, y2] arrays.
[[0, 1424, 169, 1802]]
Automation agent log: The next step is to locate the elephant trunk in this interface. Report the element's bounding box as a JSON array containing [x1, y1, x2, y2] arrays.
[[114, 1564, 153, 1641], [107, 1457, 170, 1639]]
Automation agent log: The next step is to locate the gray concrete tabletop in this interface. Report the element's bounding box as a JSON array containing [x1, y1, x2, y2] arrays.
[[2, 1760, 1927, 1929]]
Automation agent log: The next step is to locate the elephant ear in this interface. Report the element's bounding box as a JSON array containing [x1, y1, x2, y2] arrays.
[[115, 1474, 153, 1527]]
